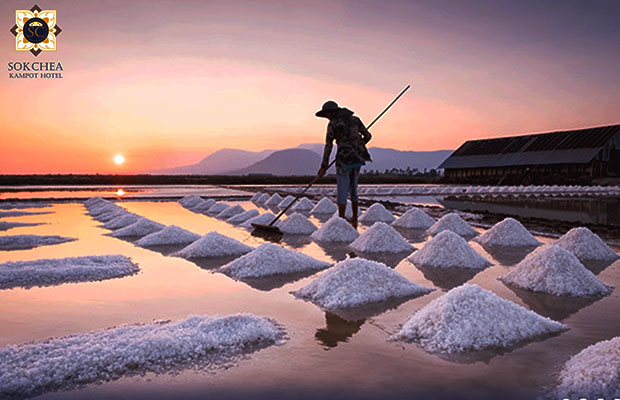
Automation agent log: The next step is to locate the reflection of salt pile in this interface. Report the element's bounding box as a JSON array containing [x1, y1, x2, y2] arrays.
[[135, 225, 200, 247], [0, 314, 285, 399], [256, 193, 270, 204], [475, 217, 541, 247], [251, 192, 263, 202], [227, 209, 260, 224], [393, 283, 566, 353], [391, 208, 435, 229], [220, 243, 329, 278], [555, 227, 619, 261], [205, 202, 229, 215], [553, 336, 620, 400], [278, 195, 295, 209], [110, 219, 165, 238], [0, 255, 139, 290], [179, 195, 203, 208], [359, 203, 395, 224], [292, 258, 432, 309], [292, 197, 314, 211], [103, 213, 141, 230], [501, 244, 610, 297], [350, 222, 413, 253], [216, 204, 244, 219], [409, 230, 489, 269], [264, 193, 283, 207], [427, 213, 478, 237], [0, 235, 76, 251], [174, 232, 252, 258], [278, 213, 317, 235], [311, 216, 359, 243], [192, 199, 216, 213], [240, 212, 277, 228], [311, 197, 338, 215]]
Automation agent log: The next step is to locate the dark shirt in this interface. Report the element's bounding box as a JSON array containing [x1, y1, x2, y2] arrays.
[[321, 109, 372, 169]]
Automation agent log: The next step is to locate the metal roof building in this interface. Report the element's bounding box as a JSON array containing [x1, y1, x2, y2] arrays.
[[439, 124, 620, 183]]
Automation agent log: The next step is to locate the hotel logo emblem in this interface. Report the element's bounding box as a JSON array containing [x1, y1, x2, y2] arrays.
[[10, 4, 62, 57]]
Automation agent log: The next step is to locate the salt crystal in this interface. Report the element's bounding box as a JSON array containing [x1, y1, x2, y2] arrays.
[[555, 227, 619, 261], [311, 197, 338, 215], [205, 202, 229, 215], [277, 195, 295, 209], [409, 230, 490, 269], [311, 216, 359, 243], [278, 213, 317, 235], [179, 195, 203, 208], [227, 209, 260, 224], [264, 193, 283, 207], [256, 193, 271, 204], [350, 222, 413, 253], [251, 192, 263, 202], [192, 199, 216, 212], [240, 212, 277, 228], [391, 208, 435, 229], [135, 225, 200, 247], [103, 213, 141, 230], [173, 232, 253, 258], [292, 197, 314, 211], [110, 219, 165, 238], [475, 217, 541, 247], [427, 213, 478, 237], [216, 204, 245, 219], [359, 203, 396, 224]]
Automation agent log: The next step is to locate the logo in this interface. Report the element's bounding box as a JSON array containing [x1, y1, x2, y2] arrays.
[[10, 4, 62, 57]]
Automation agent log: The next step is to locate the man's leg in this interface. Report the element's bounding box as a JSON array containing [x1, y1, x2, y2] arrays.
[[349, 167, 360, 229], [336, 167, 350, 219]]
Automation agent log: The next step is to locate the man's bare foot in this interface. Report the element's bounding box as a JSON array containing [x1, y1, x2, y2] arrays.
[[346, 217, 358, 230]]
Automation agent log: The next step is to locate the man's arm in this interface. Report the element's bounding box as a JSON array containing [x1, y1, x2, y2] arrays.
[[318, 124, 334, 176], [356, 117, 372, 144]]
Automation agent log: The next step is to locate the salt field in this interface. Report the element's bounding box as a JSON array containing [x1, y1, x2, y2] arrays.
[[1, 184, 620, 399]]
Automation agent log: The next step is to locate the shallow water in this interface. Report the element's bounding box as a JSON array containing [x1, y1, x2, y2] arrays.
[[1, 188, 619, 400]]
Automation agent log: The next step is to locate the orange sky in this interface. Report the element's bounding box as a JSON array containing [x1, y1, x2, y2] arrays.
[[1, 0, 619, 173]]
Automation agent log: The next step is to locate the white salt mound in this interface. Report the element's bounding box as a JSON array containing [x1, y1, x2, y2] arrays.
[[89, 204, 122, 218], [311, 216, 359, 243], [554, 336, 620, 399], [0, 255, 139, 290], [264, 193, 283, 207], [359, 203, 396, 224], [278, 213, 317, 235], [96, 208, 128, 223], [393, 283, 566, 353], [192, 199, 216, 212], [110, 219, 165, 238], [350, 222, 413, 253], [135, 225, 201, 247], [206, 202, 229, 215], [277, 195, 295, 209], [475, 217, 541, 247], [179, 195, 203, 208], [427, 213, 478, 237], [0, 221, 42, 231], [251, 192, 263, 202], [311, 197, 338, 215], [256, 193, 271, 204], [220, 243, 330, 278], [292, 258, 432, 309], [409, 230, 489, 269], [240, 212, 277, 228], [391, 208, 435, 229], [174, 232, 253, 258], [0, 314, 285, 399], [501, 244, 610, 297], [227, 209, 260, 224], [103, 213, 141, 230], [0, 235, 76, 251], [84, 197, 105, 207], [292, 197, 314, 211], [216, 204, 245, 219], [555, 227, 619, 261]]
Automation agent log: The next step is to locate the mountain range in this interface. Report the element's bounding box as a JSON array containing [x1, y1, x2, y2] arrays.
[[151, 144, 452, 175]]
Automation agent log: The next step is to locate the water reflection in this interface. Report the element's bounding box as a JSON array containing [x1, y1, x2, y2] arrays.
[[281, 235, 313, 249], [232, 270, 320, 292], [352, 251, 411, 268], [315, 312, 365, 349], [582, 259, 618, 275], [479, 244, 537, 266], [182, 255, 240, 270], [414, 265, 481, 290], [313, 213, 333, 223], [392, 227, 428, 244]]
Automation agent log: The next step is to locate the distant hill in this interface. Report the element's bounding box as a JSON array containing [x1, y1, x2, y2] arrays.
[[152, 148, 274, 175], [228, 149, 321, 176]]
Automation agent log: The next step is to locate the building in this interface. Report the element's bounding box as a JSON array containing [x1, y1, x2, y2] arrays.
[[439, 124, 620, 184]]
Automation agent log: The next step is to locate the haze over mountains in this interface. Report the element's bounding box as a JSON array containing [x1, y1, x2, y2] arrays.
[[151, 144, 452, 175]]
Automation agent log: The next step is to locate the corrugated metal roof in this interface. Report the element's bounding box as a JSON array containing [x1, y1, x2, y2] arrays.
[[440, 124, 620, 169]]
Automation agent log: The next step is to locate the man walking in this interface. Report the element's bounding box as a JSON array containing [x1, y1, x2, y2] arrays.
[[316, 100, 372, 229]]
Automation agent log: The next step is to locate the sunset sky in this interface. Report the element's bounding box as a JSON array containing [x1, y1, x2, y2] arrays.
[[1, 0, 619, 173]]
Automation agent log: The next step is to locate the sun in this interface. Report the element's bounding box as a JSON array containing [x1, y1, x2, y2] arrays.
[[113, 154, 125, 165]]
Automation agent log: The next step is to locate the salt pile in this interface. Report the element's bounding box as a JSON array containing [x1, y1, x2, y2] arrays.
[[427, 213, 478, 237], [392, 283, 566, 353], [192, 199, 216, 212], [350, 222, 413, 253], [0, 235, 76, 251], [391, 208, 435, 229], [0, 255, 139, 290], [256, 193, 271, 204], [0, 221, 42, 231], [264, 193, 283, 207], [227, 209, 260, 224], [277, 195, 295, 209], [278, 213, 317, 235], [0, 210, 51, 219], [240, 212, 277, 228], [311, 197, 338, 215], [292, 258, 432, 309], [553, 336, 620, 399], [555, 227, 619, 261], [135, 225, 200, 247], [475, 217, 541, 247], [179, 195, 203, 208], [205, 202, 229, 215], [89, 204, 123, 218], [220, 243, 330, 278], [110, 219, 165, 238], [501, 244, 610, 297], [0, 314, 285, 399], [358, 203, 396, 224], [174, 232, 253, 258], [103, 213, 141, 230], [216, 204, 245, 219], [409, 230, 489, 269], [251, 192, 263, 202], [96, 208, 128, 223], [292, 197, 314, 211], [84, 197, 105, 208], [311, 216, 359, 243]]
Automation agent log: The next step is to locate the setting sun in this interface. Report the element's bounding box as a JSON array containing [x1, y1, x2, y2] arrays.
[[113, 154, 125, 165]]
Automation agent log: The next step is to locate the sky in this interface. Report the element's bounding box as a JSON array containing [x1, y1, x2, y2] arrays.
[[1, 0, 619, 173]]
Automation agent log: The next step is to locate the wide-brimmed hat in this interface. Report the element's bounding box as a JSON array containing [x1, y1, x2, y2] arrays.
[[315, 100, 341, 118]]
